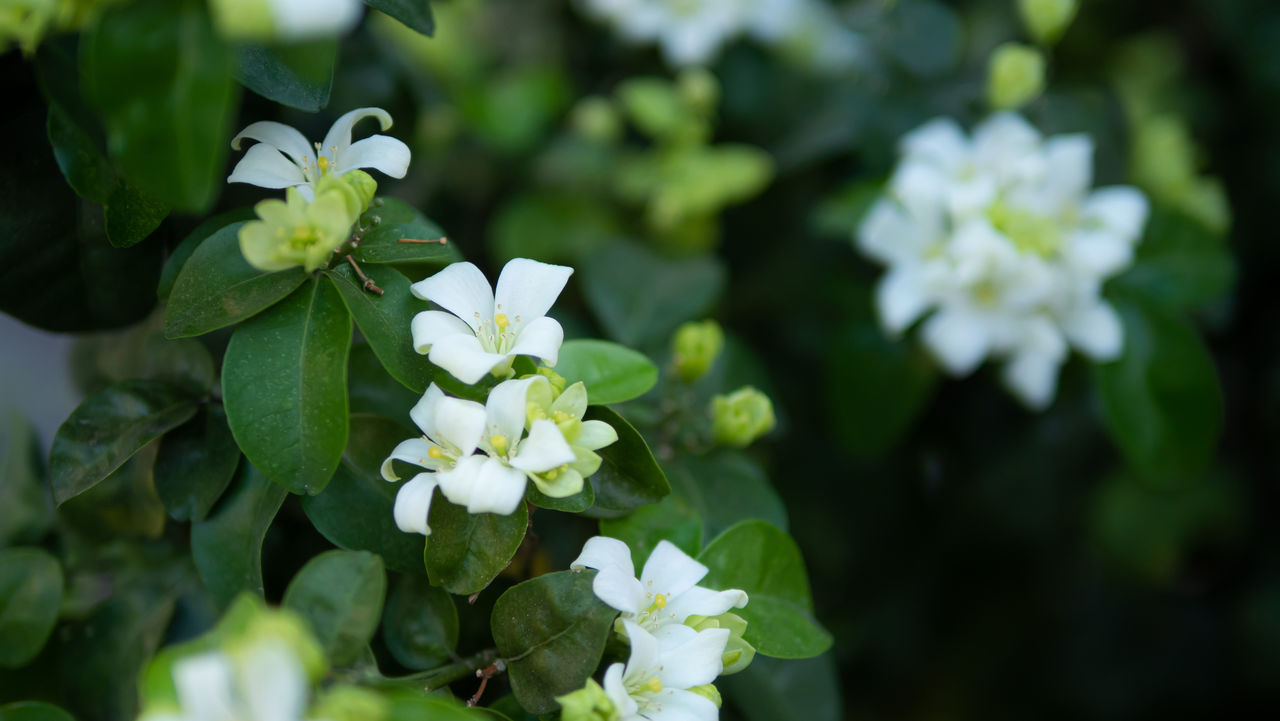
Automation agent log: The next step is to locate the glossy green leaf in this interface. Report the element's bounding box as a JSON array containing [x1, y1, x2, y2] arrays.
[[348, 342, 420, 420], [665, 450, 788, 540], [81, 0, 239, 212], [354, 221, 459, 266], [283, 550, 387, 666], [599, 493, 703, 562], [698, 521, 832, 659], [156, 210, 257, 303], [49, 379, 198, 505], [554, 339, 659, 405], [1094, 297, 1223, 484], [526, 481, 594, 514], [365, 0, 435, 35], [490, 571, 615, 714], [104, 182, 169, 249], [1113, 207, 1236, 313], [69, 312, 216, 397], [0, 415, 53, 547], [154, 404, 241, 523], [46, 100, 113, 204], [489, 192, 617, 265], [0, 702, 76, 721], [191, 463, 288, 608], [581, 241, 726, 348], [236, 40, 337, 112], [584, 406, 670, 516], [302, 414, 426, 573], [381, 573, 458, 670], [425, 497, 528, 596], [328, 264, 433, 393], [721, 653, 841, 721], [57, 443, 166, 540], [164, 221, 309, 338], [0, 549, 63, 668], [825, 319, 939, 458], [223, 279, 352, 495]]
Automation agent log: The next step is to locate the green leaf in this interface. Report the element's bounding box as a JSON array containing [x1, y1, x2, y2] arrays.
[[283, 550, 387, 666], [425, 498, 528, 596], [327, 264, 433, 393], [1113, 207, 1236, 313], [698, 521, 832, 659], [57, 443, 166, 540], [104, 182, 169, 249], [236, 40, 337, 112], [490, 571, 616, 715], [365, 0, 435, 35], [666, 450, 788, 541], [223, 279, 352, 495], [825, 319, 938, 458], [46, 100, 114, 204], [0, 415, 53, 547], [599, 493, 703, 562], [581, 241, 726, 348], [0, 549, 63, 668], [164, 221, 309, 338], [584, 407, 670, 516], [720, 653, 841, 721], [381, 573, 458, 670], [157, 209, 257, 303], [1094, 297, 1223, 484], [489, 192, 617, 265], [554, 339, 658, 405], [885, 0, 961, 78], [81, 0, 239, 212], [49, 379, 198, 505], [191, 463, 288, 608], [302, 414, 426, 574], [0, 703, 76, 721], [526, 481, 594, 514], [354, 221, 459, 266], [154, 404, 241, 523], [364, 197, 428, 226], [348, 342, 420, 420], [69, 312, 216, 397]]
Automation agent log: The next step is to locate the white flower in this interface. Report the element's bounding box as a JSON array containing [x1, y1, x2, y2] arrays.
[[141, 640, 311, 721], [601, 620, 727, 721], [228, 108, 411, 200], [210, 0, 364, 42], [579, 0, 745, 66], [410, 259, 573, 385], [381, 379, 577, 534], [572, 537, 747, 633], [856, 112, 1149, 409]]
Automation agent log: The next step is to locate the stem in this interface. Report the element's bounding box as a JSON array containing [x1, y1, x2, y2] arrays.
[[345, 254, 384, 295], [399, 236, 448, 244], [379, 649, 500, 692]]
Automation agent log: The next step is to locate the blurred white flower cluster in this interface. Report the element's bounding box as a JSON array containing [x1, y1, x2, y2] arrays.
[[578, 0, 860, 70], [857, 113, 1150, 409]]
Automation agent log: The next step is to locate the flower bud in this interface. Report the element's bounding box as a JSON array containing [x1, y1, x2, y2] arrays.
[[1018, 0, 1078, 46], [672, 320, 724, 382], [987, 43, 1046, 111], [711, 387, 775, 448], [238, 609, 328, 682], [571, 97, 623, 144], [210, 0, 363, 42], [556, 678, 618, 721], [684, 612, 756, 675]]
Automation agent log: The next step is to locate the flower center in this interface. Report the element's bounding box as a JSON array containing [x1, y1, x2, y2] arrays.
[[646, 677, 663, 694], [490, 434, 508, 455], [427, 447, 444, 460], [987, 201, 1061, 257]]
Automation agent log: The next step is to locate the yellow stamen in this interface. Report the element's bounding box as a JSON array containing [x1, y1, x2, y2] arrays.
[[552, 411, 572, 424], [653, 593, 667, 609], [490, 434, 508, 452], [494, 313, 510, 330], [546, 468, 559, 480], [646, 677, 663, 693], [427, 447, 444, 459], [317, 156, 330, 173]]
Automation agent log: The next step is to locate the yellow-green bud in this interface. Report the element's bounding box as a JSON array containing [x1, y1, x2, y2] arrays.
[[987, 43, 1046, 111], [556, 678, 618, 721], [1131, 115, 1196, 200], [536, 367, 568, 395], [0, 0, 57, 54], [208, 0, 275, 41], [571, 97, 623, 144], [1018, 0, 1078, 46], [672, 320, 724, 382], [312, 686, 388, 721], [711, 387, 775, 448], [685, 612, 756, 675], [678, 68, 720, 115], [687, 684, 722, 708]]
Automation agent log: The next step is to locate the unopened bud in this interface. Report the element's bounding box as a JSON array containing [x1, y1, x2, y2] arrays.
[[556, 678, 618, 721], [672, 320, 724, 382], [1018, 0, 1078, 46], [987, 43, 1046, 111], [711, 387, 775, 448]]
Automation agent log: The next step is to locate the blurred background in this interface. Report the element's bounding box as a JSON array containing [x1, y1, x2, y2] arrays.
[[4, 0, 1280, 719]]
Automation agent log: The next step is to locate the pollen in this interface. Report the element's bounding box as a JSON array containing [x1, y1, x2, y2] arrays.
[[653, 593, 667, 609], [490, 434, 508, 452], [427, 446, 444, 459], [494, 313, 510, 330], [646, 677, 663, 693], [317, 156, 330, 172]]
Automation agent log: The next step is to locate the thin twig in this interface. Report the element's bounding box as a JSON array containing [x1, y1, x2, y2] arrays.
[[398, 236, 448, 244], [344, 254, 384, 295], [467, 662, 506, 707]]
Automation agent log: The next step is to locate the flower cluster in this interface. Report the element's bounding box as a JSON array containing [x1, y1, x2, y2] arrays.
[[227, 107, 411, 272], [857, 112, 1150, 408], [382, 259, 618, 535], [576, 0, 860, 70], [558, 537, 752, 721]]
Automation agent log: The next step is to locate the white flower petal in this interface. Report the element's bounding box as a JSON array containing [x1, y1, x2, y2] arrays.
[[510, 419, 576, 473], [602, 663, 638, 719], [172, 652, 236, 721], [646, 688, 720, 721], [436, 455, 485, 508], [1084, 186, 1150, 241], [661, 585, 749, 626], [320, 107, 393, 163], [408, 384, 445, 439], [1066, 230, 1135, 278], [268, 0, 363, 40], [230, 120, 313, 164], [336, 135, 411, 179], [465, 458, 528, 515], [640, 540, 708, 598], [572, 536, 636, 578], [1063, 299, 1124, 360], [876, 266, 934, 334], [427, 335, 509, 385], [227, 144, 308, 189], [392, 473, 439, 536], [381, 437, 444, 481], [900, 117, 969, 170], [1002, 350, 1063, 411], [1042, 134, 1094, 206], [431, 396, 487, 457], [621, 620, 662, 678], [411, 310, 474, 354], [577, 419, 619, 451], [493, 258, 573, 333], [238, 641, 307, 721], [485, 377, 538, 446], [411, 262, 495, 333], [921, 307, 991, 376], [507, 316, 565, 365], [651, 625, 729, 688]]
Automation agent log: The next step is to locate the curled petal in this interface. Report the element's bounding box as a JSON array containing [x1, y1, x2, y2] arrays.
[[336, 135, 411, 179], [411, 262, 494, 332], [493, 258, 574, 333], [227, 144, 308, 189], [392, 473, 439, 536], [230, 120, 313, 164], [661, 585, 749, 627], [320, 107, 394, 162], [381, 437, 446, 480]]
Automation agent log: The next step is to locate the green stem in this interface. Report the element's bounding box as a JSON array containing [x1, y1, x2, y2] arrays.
[[368, 649, 501, 692]]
